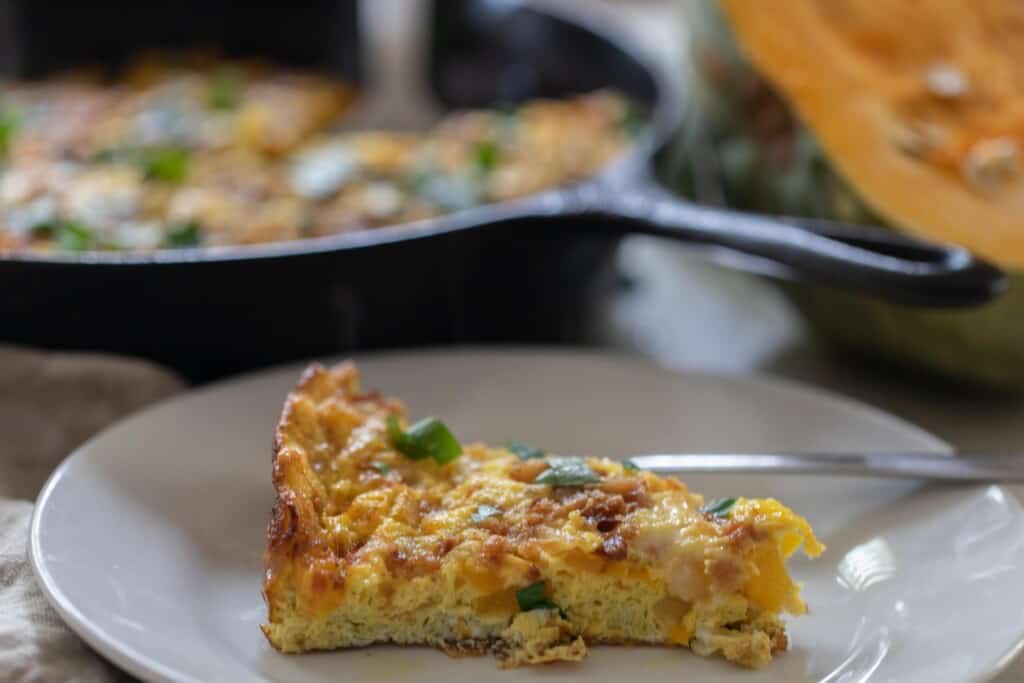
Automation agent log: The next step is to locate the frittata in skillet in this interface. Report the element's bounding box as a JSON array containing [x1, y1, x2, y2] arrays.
[[262, 363, 823, 668], [0, 53, 636, 252]]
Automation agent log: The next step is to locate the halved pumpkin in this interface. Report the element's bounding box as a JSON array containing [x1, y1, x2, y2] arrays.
[[719, 0, 1024, 267]]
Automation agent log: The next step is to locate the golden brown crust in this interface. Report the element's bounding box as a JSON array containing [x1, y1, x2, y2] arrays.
[[263, 363, 354, 636]]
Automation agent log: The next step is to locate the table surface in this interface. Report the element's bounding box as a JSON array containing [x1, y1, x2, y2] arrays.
[[601, 236, 1024, 455]]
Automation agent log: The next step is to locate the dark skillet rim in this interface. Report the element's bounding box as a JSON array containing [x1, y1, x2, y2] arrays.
[[0, 0, 683, 267]]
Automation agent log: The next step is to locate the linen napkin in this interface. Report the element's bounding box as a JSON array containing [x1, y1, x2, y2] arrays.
[[0, 500, 129, 683], [0, 344, 184, 682]]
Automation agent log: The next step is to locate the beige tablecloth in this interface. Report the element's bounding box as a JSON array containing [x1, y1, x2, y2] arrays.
[[1, 500, 128, 683], [0, 345, 183, 683]]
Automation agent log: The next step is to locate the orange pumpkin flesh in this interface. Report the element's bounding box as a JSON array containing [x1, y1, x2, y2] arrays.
[[719, 0, 1024, 268]]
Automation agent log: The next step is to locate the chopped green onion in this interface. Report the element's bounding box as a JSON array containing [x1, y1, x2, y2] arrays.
[[507, 440, 545, 461], [386, 414, 407, 452], [516, 581, 561, 613], [54, 221, 96, 251], [471, 504, 501, 523], [208, 68, 243, 110], [472, 140, 500, 174], [163, 221, 201, 248], [622, 459, 640, 471], [700, 497, 737, 518], [0, 109, 20, 158], [534, 457, 601, 487], [387, 414, 462, 464], [142, 147, 189, 183], [94, 145, 190, 184], [370, 461, 391, 475]]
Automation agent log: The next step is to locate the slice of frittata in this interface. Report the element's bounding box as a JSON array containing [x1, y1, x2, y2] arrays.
[[262, 362, 823, 668]]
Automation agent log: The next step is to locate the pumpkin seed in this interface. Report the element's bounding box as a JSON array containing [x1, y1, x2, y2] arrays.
[[962, 137, 1019, 193], [923, 63, 970, 99], [892, 122, 944, 160]]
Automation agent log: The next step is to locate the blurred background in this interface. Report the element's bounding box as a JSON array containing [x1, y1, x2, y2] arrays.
[[1, 0, 1022, 456]]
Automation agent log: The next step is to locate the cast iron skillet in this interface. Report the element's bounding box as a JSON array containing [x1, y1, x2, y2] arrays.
[[0, 0, 1007, 380]]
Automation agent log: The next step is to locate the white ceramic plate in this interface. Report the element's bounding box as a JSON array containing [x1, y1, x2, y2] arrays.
[[31, 349, 1024, 683]]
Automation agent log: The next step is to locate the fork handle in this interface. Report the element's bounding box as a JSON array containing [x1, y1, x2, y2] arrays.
[[629, 453, 1024, 482]]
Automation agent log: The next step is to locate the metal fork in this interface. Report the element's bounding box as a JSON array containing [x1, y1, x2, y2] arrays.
[[628, 453, 1024, 483]]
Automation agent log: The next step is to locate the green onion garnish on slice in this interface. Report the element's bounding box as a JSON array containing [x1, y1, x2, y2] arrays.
[[622, 459, 640, 471], [700, 497, 737, 518], [471, 504, 501, 523], [370, 461, 391, 475], [387, 414, 462, 464], [516, 581, 561, 613], [507, 440, 545, 461], [534, 457, 601, 487]]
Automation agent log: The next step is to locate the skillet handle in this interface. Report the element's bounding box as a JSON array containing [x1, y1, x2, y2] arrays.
[[561, 184, 1007, 308]]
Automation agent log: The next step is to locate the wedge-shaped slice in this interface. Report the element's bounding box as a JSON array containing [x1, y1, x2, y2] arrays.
[[262, 362, 823, 668]]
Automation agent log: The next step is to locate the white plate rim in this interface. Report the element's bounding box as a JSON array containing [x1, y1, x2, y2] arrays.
[[27, 346, 1024, 683]]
